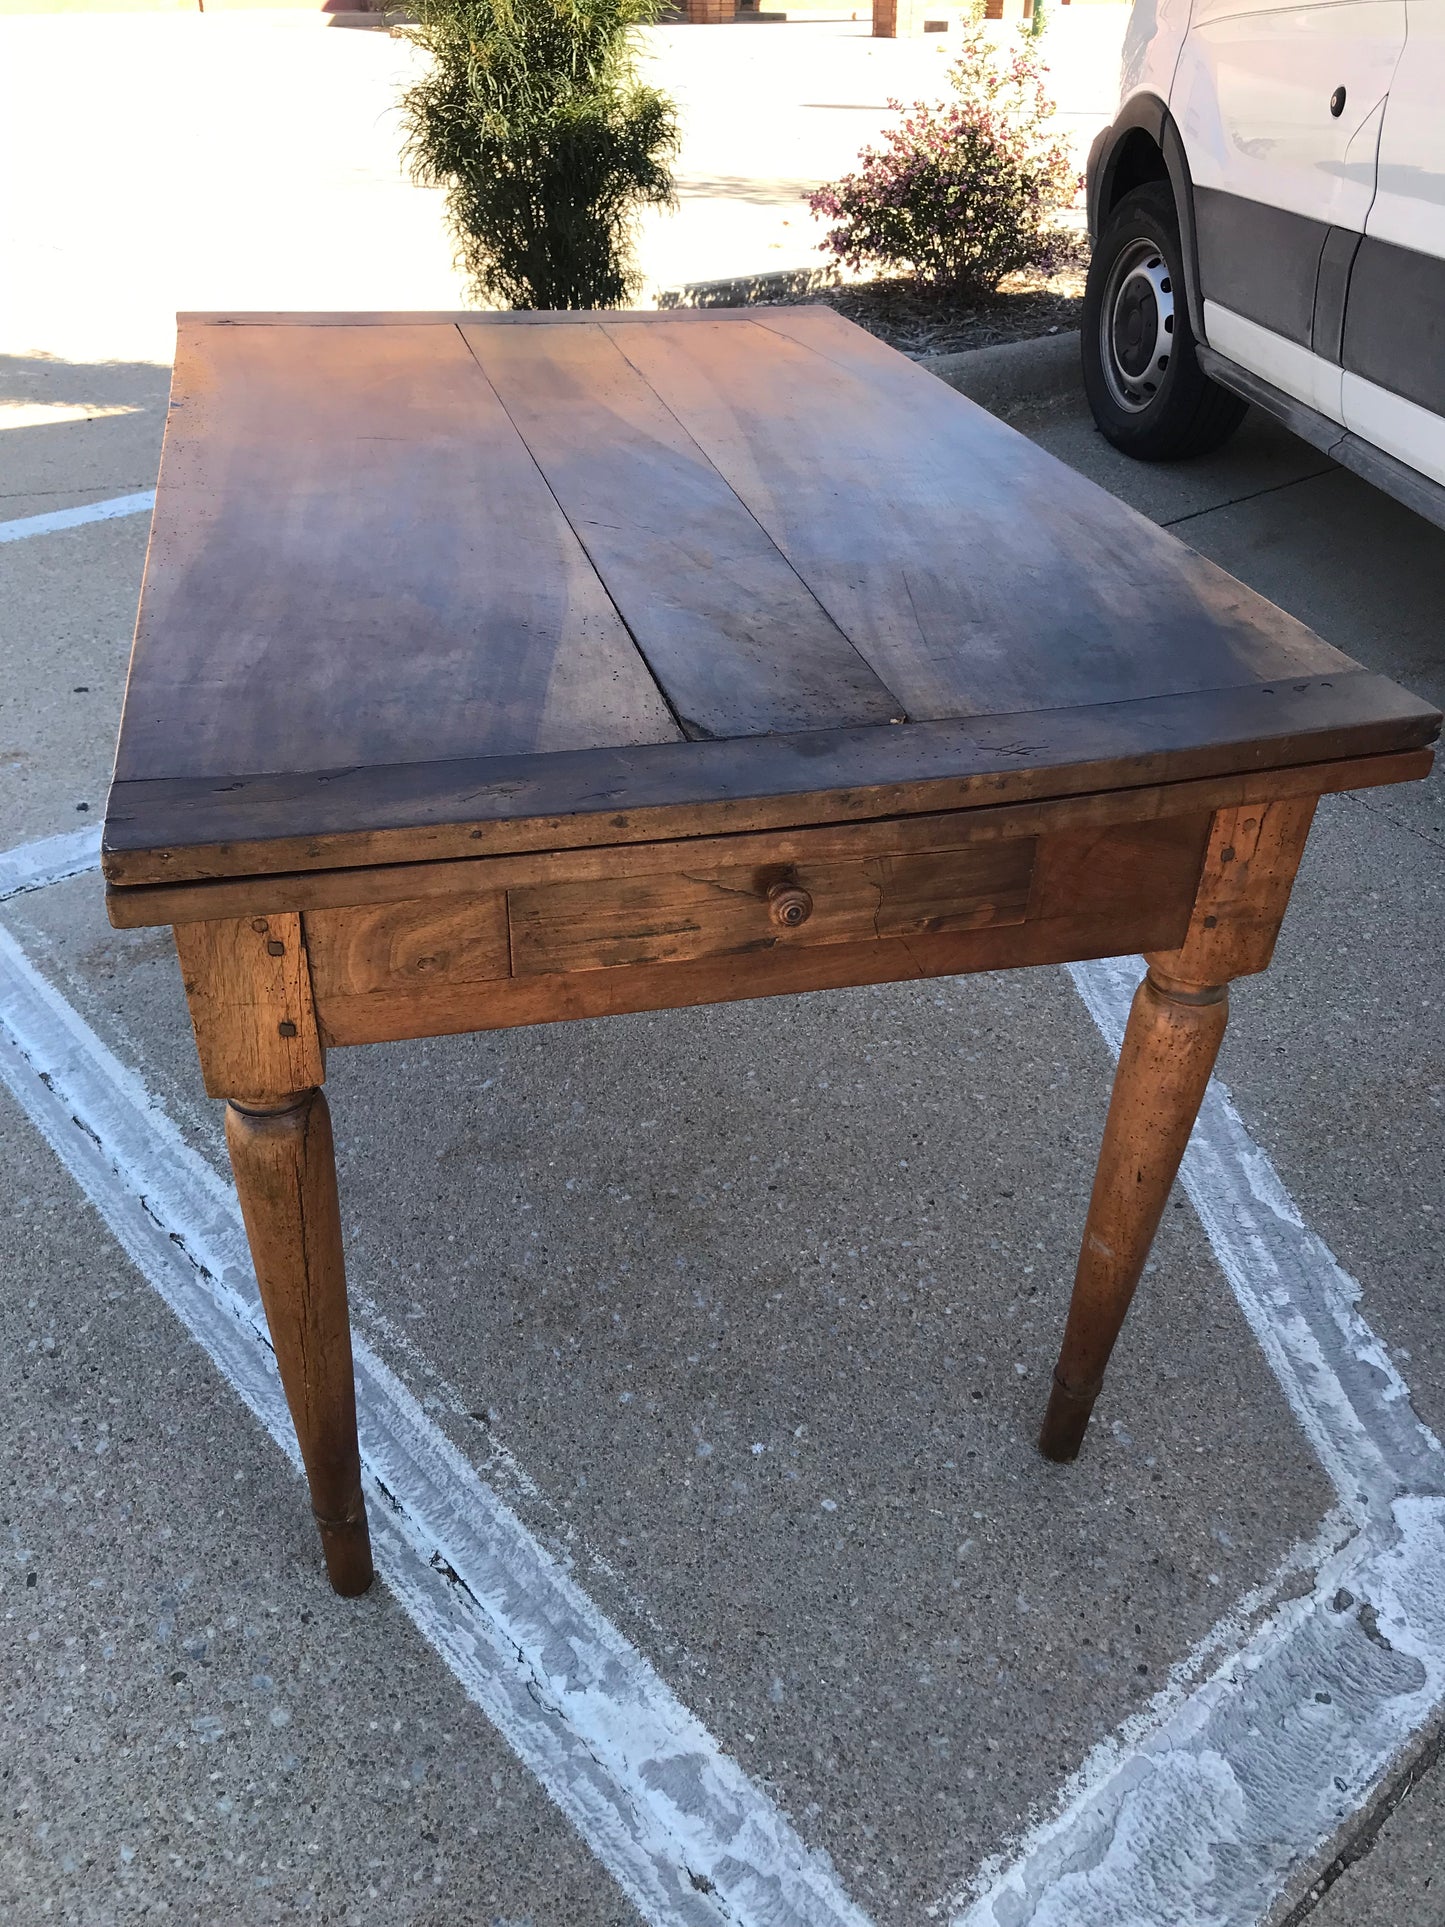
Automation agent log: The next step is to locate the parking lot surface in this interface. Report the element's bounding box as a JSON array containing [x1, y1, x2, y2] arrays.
[[2, 11, 1442, 1926]]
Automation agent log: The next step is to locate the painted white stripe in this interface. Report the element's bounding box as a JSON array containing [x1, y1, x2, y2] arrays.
[[0, 922, 873, 1927], [0, 490, 154, 544], [951, 957, 1445, 1927], [0, 826, 103, 901]]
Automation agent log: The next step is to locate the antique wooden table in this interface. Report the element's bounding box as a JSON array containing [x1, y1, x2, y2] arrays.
[[104, 310, 1439, 1596]]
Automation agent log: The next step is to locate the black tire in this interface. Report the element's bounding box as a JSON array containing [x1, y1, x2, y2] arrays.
[[1081, 182, 1247, 461]]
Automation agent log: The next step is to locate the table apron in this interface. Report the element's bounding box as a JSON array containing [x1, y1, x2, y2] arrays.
[[301, 810, 1212, 1047]]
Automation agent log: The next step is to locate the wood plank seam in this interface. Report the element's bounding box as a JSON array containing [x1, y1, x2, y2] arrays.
[[454, 316, 905, 736], [448, 323, 693, 746], [471, 319, 908, 734]]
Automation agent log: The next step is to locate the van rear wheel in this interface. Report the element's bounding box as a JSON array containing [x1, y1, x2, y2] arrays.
[[1082, 182, 1246, 461]]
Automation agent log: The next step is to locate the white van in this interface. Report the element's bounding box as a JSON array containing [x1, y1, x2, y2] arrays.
[[1080, 0, 1445, 529]]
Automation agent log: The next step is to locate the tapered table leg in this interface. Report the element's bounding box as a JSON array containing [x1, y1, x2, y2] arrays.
[[1039, 795, 1318, 1462], [225, 1090, 374, 1595], [1039, 969, 1227, 1460]]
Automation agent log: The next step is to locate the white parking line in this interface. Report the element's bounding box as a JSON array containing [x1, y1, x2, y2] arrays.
[[0, 824, 102, 900], [0, 490, 155, 544], [0, 885, 874, 1927], [951, 957, 1445, 1927]]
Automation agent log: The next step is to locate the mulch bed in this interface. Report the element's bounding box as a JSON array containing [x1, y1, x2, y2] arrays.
[[761, 233, 1089, 358]]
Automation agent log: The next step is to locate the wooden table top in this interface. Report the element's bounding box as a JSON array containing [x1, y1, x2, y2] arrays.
[[103, 310, 1440, 894]]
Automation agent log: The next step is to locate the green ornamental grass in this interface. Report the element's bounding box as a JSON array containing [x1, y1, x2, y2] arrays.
[[397, 0, 679, 311]]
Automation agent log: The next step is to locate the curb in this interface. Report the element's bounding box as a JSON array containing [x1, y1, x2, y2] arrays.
[[654, 265, 1082, 412], [920, 329, 1081, 410], [656, 266, 841, 309]]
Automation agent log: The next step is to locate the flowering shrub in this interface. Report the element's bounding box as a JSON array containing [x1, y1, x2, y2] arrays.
[[807, 25, 1079, 298]]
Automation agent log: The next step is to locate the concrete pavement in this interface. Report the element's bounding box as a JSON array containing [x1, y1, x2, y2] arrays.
[[1302, 1735, 1445, 1927], [3, 10, 1443, 1924]]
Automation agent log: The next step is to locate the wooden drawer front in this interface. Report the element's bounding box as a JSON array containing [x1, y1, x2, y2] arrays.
[[306, 892, 510, 1000], [303, 812, 1212, 1046], [508, 839, 1036, 977]]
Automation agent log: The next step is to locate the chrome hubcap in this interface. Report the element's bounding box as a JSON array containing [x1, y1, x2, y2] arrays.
[[1100, 239, 1175, 413]]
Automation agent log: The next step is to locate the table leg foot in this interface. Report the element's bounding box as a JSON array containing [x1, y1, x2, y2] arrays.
[[1040, 967, 1228, 1462], [314, 1510, 375, 1598], [1038, 1372, 1102, 1463], [226, 1090, 374, 1597]]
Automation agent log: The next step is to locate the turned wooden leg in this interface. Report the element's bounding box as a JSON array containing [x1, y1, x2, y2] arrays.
[[1039, 795, 1318, 1461], [1039, 969, 1227, 1460], [225, 1090, 374, 1595], [174, 912, 372, 1596]]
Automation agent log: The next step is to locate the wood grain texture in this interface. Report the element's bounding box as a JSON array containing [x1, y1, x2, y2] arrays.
[[103, 677, 1438, 894], [1039, 794, 1320, 1461], [103, 312, 1438, 898], [304, 812, 1208, 1043], [102, 748, 1429, 929], [458, 321, 906, 739], [305, 892, 510, 1002], [311, 901, 1197, 1047], [1026, 813, 1210, 923], [508, 838, 1035, 975], [115, 320, 678, 786], [606, 310, 1360, 721], [1039, 972, 1230, 1463], [225, 1091, 372, 1595], [1146, 796, 1318, 986], [174, 912, 324, 1101]]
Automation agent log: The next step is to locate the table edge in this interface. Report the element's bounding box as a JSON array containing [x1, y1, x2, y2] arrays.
[[101, 673, 1441, 897]]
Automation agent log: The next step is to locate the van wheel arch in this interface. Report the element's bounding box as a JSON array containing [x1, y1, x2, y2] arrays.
[[1091, 101, 1207, 340]]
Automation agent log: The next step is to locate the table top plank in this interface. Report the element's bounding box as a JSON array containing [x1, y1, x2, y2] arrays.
[[104, 311, 1439, 895], [457, 319, 906, 739], [606, 309, 1358, 721], [114, 320, 681, 785]]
